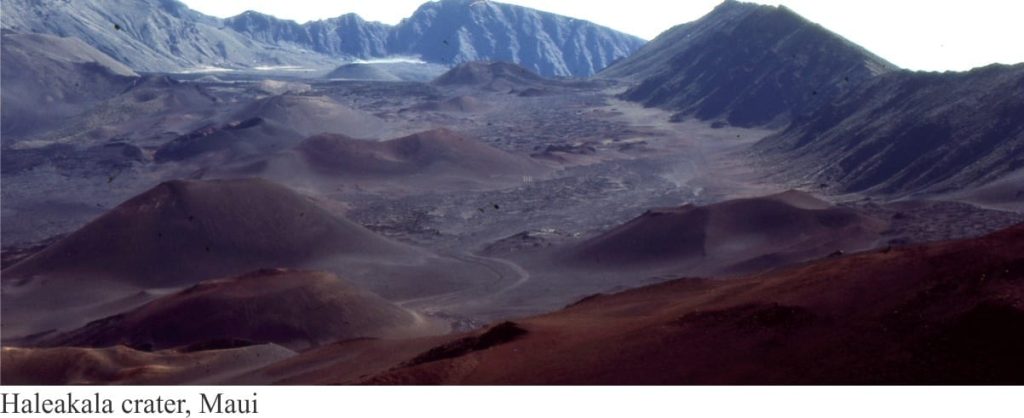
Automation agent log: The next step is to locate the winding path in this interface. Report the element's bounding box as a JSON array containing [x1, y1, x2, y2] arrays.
[[395, 252, 530, 310]]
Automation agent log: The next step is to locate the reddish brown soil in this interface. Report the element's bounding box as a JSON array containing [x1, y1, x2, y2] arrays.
[[356, 222, 1024, 384], [44, 269, 434, 351], [562, 190, 887, 276], [298, 128, 548, 178], [2, 178, 416, 287]]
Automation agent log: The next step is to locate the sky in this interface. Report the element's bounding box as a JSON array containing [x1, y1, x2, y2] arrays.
[[178, 0, 1024, 72]]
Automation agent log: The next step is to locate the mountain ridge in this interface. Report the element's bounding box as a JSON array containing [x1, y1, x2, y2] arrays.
[[1, 0, 645, 77], [754, 63, 1024, 196], [601, 0, 896, 127]]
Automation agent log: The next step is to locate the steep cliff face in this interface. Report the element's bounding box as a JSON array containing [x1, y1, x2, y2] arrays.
[[0, 0, 335, 72], [1, 0, 645, 77], [388, 0, 645, 77], [224, 12, 391, 59], [602, 1, 895, 127]]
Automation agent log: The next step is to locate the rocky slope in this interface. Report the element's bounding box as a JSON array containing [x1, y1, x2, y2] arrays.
[[388, 0, 644, 77], [2, 178, 417, 287], [224, 11, 391, 59], [0, 0, 333, 72], [601, 0, 894, 127], [755, 64, 1024, 196], [1, 0, 644, 77], [0, 30, 139, 142]]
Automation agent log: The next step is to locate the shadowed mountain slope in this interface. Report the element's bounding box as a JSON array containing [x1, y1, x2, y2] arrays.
[[601, 0, 894, 127], [755, 63, 1024, 196], [0, 31, 139, 142], [2, 179, 416, 287], [562, 190, 886, 275], [153, 117, 305, 163]]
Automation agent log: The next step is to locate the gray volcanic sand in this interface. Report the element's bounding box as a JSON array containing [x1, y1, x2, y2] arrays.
[[4, 67, 1021, 358], [1, 178, 489, 340]]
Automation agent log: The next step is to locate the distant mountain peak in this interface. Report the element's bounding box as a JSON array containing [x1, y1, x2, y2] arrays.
[[390, 0, 645, 76], [326, 13, 372, 23], [432, 0, 495, 6], [712, 0, 756, 11], [756, 63, 1024, 195], [153, 0, 193, 16], [0, 0, 642, 76], [238, 9, 268, 17], [601, 0, 896, 127]]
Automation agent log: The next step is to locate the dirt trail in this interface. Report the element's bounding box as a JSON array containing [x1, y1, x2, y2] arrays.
[[396, 252, 530, 311]]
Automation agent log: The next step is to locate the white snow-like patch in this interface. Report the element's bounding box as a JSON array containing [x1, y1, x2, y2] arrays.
[[251, 65, 317, 72], [178, 66, 236, 74], [350, 56, 430, 65]]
